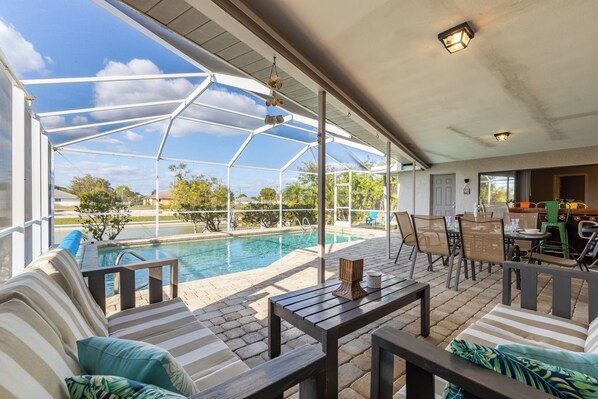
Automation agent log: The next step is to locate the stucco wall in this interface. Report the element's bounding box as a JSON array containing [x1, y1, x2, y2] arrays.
[[398, 145, 598, 215]]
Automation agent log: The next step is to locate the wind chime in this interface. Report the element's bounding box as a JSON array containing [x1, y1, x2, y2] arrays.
[[264, 56, 284, 125]]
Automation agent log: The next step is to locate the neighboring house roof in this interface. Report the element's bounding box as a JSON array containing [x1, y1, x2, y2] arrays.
[[145, 190, 173, 200], [54, 189, 78, 200], [235, 197, 253, 204]]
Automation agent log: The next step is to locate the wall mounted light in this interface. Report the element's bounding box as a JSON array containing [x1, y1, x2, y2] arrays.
[[438, 22, 475, 54], [494, 132, 511, 142]]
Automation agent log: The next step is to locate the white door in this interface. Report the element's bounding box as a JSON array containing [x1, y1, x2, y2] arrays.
[[431, 174, 456, 217]]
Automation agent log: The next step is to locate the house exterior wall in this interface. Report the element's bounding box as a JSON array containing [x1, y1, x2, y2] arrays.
[[398, 145, 598, 215], [55, 198, 80, 207]]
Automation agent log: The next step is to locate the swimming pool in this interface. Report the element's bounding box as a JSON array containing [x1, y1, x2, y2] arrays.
[[98, 231, 363, 292]]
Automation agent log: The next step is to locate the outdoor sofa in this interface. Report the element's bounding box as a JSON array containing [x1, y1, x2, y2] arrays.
[[371, 261, 598, 398], [0, 247, 326, 398]]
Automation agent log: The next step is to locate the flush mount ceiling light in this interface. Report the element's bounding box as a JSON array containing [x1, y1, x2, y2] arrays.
[[494, 132, 511, 142], [438, 22, 475, 53]]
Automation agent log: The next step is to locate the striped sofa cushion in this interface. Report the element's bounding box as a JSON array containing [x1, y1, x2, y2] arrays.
[[108, 298, 198, 341], [394, 304, 589, 399], [585, 317, 598, 353], [33, 248, 109, 337], [0, 269, 95, 355], [142, 321, 250, 391], [0, 299, 82, 399]]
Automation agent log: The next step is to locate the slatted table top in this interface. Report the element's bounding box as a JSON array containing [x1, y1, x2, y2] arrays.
[[269, 275, 428, 333]]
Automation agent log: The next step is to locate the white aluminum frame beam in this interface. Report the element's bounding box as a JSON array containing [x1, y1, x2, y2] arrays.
[[160, 157, 228, 167], [317, 90, 326, 284], [281, 145, 310, 172], [22, 72, 209, 85], [12, 86, 25, 275], [228, 115, 292, 167], [31, 117, 42, 258], [292, 113, 351, 138], [333, 136, 385, 157], [59, 147, 157, 160], [40, 133, 49, 250], [191, 101, 263, 120], [157, 77, 213, 159], [38, 99, 185, 117], [46, 114, 169, 133], [213, 73, 271, 96], [177, 116, 253, 133], [55, 115, 170, 148]]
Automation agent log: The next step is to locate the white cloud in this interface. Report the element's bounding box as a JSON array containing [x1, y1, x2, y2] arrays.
[[41, 115, 66, 129], [55, 156, 152, 193], [0, 19, 47, 75], [91, 59, 266, 137], [123, 130, 143, 142], [72, 115, 89, 125]]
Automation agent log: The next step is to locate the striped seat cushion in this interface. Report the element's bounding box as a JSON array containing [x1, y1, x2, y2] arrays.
[[32, 248, 109, 337], [471, 304, 587, 352], [0, 299, 82, 399], [585, 317, 598, 353], [0, 269, 95, 355], [394, 304, 589, 399], [108, 298, 198, 341], [142, 321, 250, 391]]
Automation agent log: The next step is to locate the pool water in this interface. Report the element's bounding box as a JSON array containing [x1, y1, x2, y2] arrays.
[[98, 231, 362, 293]]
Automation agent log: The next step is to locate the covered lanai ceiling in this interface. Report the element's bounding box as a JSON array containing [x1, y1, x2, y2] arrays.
[[108, 0, 598, 165], [97, 0, 425, 167]]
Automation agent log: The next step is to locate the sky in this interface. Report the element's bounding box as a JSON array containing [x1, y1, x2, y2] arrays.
[[0, 0, 384, 196]]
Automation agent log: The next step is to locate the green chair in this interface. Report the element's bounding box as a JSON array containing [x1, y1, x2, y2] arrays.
[[538, 201, 570, 259]]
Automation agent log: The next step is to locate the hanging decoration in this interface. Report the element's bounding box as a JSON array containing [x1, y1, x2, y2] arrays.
[[463, 178, 471, 195], [265, 56, 284, 125]]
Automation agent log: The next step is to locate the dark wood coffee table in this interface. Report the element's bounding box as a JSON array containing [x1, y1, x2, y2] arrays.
[[268, 275, 429, 399]]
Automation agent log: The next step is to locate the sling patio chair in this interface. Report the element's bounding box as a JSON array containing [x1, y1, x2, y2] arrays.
[[410, 215, 455, 284], [528, 223, 598, 271], [508, 210, 539, 259], [450, 218, 517, 290], [462, 211, 493, 221], [483, 203, 511, 225], [393, 211, 416, 264]]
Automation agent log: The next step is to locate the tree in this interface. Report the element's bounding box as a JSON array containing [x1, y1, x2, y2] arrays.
[[76, 189, 131, 240], [242, 203, 280, 228], [115, 185, 136, 203], [169, 165, 232, 233], [259, 187, 277, 201], [70, 175, 110, 197], [169, 163, 188, 182]]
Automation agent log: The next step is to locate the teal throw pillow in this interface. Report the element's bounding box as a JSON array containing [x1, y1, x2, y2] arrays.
[[65, 375, 186, 399], [77, 337, 198, 396], [497, 343, 598, 379], [443, 339, 598, 399]]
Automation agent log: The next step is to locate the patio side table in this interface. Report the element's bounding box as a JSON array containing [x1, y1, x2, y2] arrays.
[[268, 275, 429, 399]]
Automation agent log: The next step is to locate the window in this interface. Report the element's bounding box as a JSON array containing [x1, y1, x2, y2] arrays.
[[479, 172, 516, 205]]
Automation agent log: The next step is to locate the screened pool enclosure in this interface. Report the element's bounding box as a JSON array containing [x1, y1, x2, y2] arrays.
[[0, 2, 423, 282]]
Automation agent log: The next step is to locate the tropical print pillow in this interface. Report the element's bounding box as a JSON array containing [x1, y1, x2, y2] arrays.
[[65, 375, 187, 399], [443, 339, 598, 399]]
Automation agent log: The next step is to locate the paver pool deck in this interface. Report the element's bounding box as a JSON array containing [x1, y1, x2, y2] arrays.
[[105, 231, 588, 398]]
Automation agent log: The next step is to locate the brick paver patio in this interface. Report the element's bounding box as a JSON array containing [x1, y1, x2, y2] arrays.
[[107, 232, 588, 398]]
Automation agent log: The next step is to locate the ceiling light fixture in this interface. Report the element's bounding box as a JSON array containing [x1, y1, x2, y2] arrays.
[[494, 132, 511, 142], [438, 22, 475, 54]]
